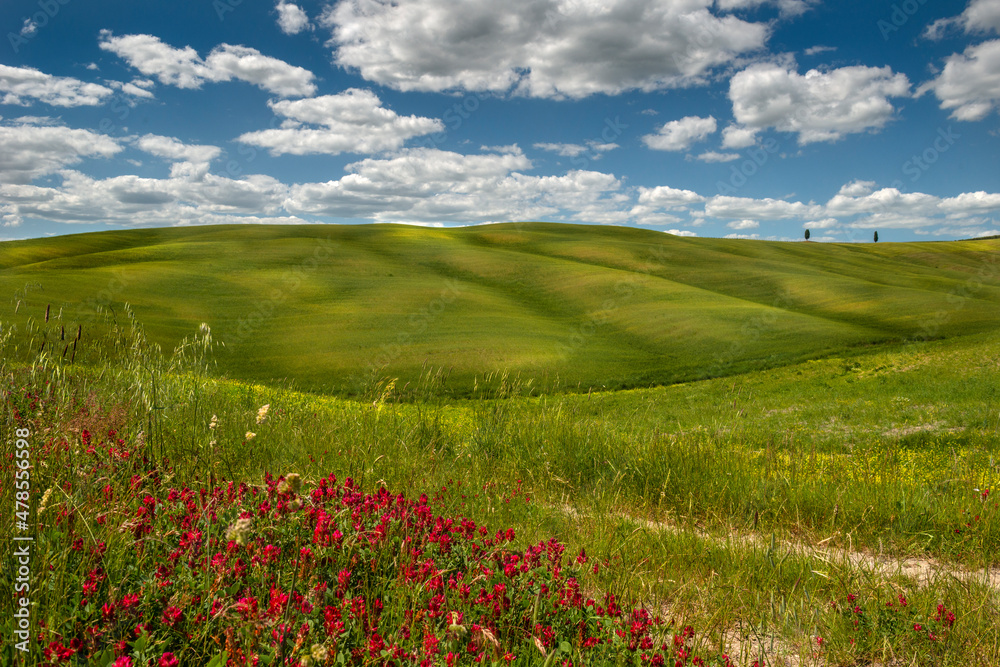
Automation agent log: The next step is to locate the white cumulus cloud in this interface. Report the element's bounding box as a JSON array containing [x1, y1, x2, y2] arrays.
[[237, 89, 444, 156], [823, 187, 1000, 230], [925, 0, 1000, 38], [534, 143, 588, 157], [534, 141, 618, 158], [721, 124, 758, 148], [99, 32, 316, 97], [729, 62, 910, 143], [0, 64, 115, 107], [919, 40, 1000, 121], [636, 185, 706, 208], [137, 134, 221, 164], [706, 195, 822, 220], [136, 135, 223, 179], [322, 0, 770, 98], [1, 169, 294, 227], [20, 19, 38, 37], [696, 150, 741, 163], [276, 2, 312, 34], [630, 185, 704, 224], [643, 115, 717, 151], [961, 0, 1000, 32], [716, 0, 813, 16], [480, 144, 523, 154], [837, 180, 877, 197], [0, 118, 122, 184], [939, 191, 1000, 214], [804, 217, 839, 229], [285, 148, 629, 224], [803, 45, 836, 56]]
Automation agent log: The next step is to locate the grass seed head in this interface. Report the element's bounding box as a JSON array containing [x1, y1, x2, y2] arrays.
[[38, 487, 53, 515], [278, 473, 302, 495], [310, 644, 328, 661], [225, 517, 253, 546], [256, 404, 270, 424]]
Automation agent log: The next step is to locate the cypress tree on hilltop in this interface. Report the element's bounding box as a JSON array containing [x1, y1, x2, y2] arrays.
[[805, 229, 810, 241], [874, 231, 879, 243]]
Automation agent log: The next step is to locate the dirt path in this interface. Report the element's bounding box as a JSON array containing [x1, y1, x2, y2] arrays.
[[555, 504, 1000, 666], [561, 504, 1000, 590]]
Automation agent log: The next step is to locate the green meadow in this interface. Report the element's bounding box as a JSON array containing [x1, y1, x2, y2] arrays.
[[1, 224, 999, 666], [2, 223, 999, 394]]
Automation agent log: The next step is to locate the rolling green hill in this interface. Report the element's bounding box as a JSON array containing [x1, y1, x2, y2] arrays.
[[2, 222, 999, 394]]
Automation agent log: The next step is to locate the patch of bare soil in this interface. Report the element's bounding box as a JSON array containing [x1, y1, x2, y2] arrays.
[[633, 512, 1000, 591], [558, 505, 999, 665], [882, 420, 964, 438], [561, 504, 1000, 590]]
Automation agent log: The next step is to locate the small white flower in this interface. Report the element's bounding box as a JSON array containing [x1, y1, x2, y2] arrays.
[[209, 415, 218, 430], [256, 404, 270, 424], [245, 431, 256, 440], [225, 517, 253, 546]]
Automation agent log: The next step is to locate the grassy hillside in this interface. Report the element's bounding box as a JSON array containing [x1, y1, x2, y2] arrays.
[[3, 224, 1000, 665], [2, 223, 999, 394], [3, 307, 998, 665]]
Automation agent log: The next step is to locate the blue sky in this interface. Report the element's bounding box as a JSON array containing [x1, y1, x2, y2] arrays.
[[1, 0, 998, 241]]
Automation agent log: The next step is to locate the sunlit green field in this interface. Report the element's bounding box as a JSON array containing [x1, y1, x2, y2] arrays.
[[2, 223, 999, 394], [1, 226, 999, 665]]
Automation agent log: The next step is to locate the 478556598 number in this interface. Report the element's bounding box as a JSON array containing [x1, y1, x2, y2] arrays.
[[14, 427, 31, 530]]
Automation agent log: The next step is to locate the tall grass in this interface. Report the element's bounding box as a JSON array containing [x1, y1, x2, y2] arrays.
[[1, 305, 998, 665]]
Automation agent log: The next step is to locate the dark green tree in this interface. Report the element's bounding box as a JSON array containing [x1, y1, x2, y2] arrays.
[[874, 231, 879, 243], [805, 229, 811, 241]]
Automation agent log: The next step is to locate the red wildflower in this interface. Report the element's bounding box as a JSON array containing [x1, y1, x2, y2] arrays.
[[161, 606, 183, 628], [423, 633, 440, 657], [368, 632, 386, 658]]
